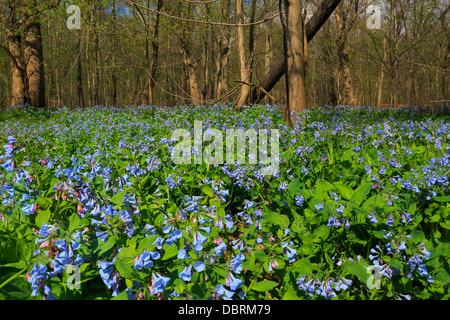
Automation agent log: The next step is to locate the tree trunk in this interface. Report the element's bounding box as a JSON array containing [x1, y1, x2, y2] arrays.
[[144, 0, 162, 106], [179, 38, 202, 104], [264, 0, 274, 104], [235, 0, 251, 107], [215, 0, 231, 100], [334, 5, 356, 108], [24, 21, 46, 108], [249, 0, 342, 104], [285, 0, 307, 125], [377, 37, 387, 107], [76, 31, 85, 108], [6, 30, 26, 106]]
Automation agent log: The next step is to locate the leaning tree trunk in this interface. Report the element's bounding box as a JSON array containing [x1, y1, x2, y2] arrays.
[[24, 21, 46, 108], [249, 0, 342, 105], [285, 0, 307, 125]]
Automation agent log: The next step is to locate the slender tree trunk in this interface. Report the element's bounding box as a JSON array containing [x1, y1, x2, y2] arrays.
[[334, 5, 356, 107], [236, 0, 251, 107], [24, 20, 46, 108], [265, 0, 274, 104], [247, 0, 257, 98], [215, 0, 231, 100], [377, 37, 387, 107], [144, 0, 162, 106], [76, 31, 85, 108], [112, 1, 118, 106], [285, 0, 307, 125]]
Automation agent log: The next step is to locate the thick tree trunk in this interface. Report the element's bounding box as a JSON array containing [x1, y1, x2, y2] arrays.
[[285, 0, 307, 125], [6, 30, 26, 106], [249, 0, 342, 105], [179, 39, 202, 104], [235, 0, 251, 107], [24, 21, 46, 108]]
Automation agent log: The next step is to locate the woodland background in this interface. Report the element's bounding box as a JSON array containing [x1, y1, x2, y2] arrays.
[[0, 0, 448, 110]]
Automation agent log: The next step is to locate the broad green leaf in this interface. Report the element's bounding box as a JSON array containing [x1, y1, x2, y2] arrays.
[[162, 243, 178, 261], [250, 280, 279, 292], [110, 190, 127, 206], [335, 182, 354, 200], [201, 184, 214, 197], [350, 183, 372, 206], [68, 213, 80, 232], [35, 209, 51, 228]]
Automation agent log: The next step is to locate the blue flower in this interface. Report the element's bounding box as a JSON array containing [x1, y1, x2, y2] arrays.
[[152, 273, 171, 294], [278, 182, 288, 191], [368, 213, 378, 224], [226, 273, 244, 291], [315, 203, 324, 211], [179, 265, 192, 281], [194, 261, 205, 272], [386, 215, 394, 226], [295, 195, 304, 206]]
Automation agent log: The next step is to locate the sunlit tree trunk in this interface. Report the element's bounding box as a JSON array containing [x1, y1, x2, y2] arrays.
[[285, 0, 307, 125], [235, 0, 251, 107], [24, 20, 46, 108]]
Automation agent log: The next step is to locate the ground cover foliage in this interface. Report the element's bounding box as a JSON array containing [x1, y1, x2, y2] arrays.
[[0, 104, 449, 300]]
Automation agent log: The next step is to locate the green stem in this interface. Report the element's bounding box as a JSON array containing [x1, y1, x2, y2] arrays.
[[0, 267, 28, 290]]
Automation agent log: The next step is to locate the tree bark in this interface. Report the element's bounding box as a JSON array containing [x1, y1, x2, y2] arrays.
[[334, 5, 357, 107], [5, 30, 26, 106], [215, 0, 231, 100], [235, 0, 252, 107], [143, 0, 162, 106], [76, 31, 85, 108], [248, 0, 342, 105], [285, 0, 307, 125], [24, 20, 46, 108], [179, 37, 202, 104]]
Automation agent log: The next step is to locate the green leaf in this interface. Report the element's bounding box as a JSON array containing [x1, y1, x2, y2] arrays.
[[201, 184, 214, 197], [435, 195, 450, 202], [68, 213, 80, 232], [250, 280, 279, 292], [110, 190, 127, 206], [96, 235, 117, 256], [282, 285, 299, 300], [411, 230, 425, 243], [35, 209, 51, 228], [342, 261, 369, 283], [254, 249, 268, 262], [162, 243, 178, 261], [174, 278, 186, 294], [287, 178, 302, 195], [312, 225, 330, 242], [115, 260, 133, 278], [341, 149, 353, 162], [314, 180, 334, 200], [350, 183, 372, 206], [335, 182, 353, 200], [137, 234, 159, 253]]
